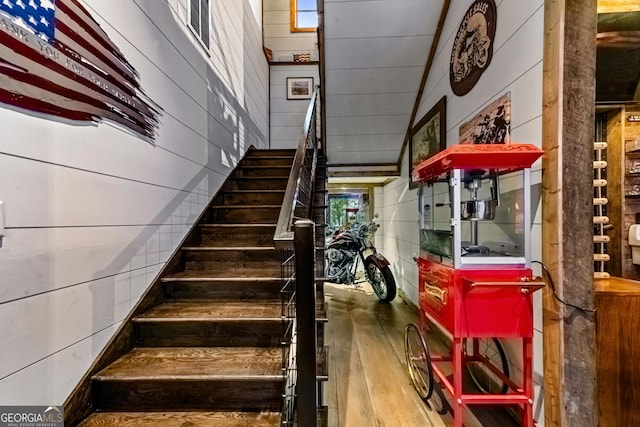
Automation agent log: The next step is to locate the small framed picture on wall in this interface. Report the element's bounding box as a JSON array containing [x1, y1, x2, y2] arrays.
[[409, 96, 447, 189], [286, 77, 314, 100]]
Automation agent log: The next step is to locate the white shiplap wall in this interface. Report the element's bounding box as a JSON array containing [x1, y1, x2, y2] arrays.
[[264, 0, 320, 149], [264, 0, 318, 62], [0, 0, 268, 405], [381, 0, 546, 424], [270, 64, 320, 149]]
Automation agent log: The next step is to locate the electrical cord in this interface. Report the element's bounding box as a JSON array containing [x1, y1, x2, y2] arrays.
[[531, 260, 597, 313]]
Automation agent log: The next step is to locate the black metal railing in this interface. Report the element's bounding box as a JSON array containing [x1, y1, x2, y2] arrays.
[[274, 86, 320, 247], [275, 87, 320, 427]]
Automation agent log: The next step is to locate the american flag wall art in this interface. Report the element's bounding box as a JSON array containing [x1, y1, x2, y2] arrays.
[[0, 0, 161, 139]]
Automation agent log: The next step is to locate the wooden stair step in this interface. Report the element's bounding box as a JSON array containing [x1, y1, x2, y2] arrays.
[[93, 347, 283, 411], [224, 177, 288, 191], [94, 347, 283, 379], [199, 224, 277, 247], [183, 246, 277, 252], [207, 205, 281, 223], [235, 166, 292, 178], [162, 276, 282, 300], [135, 300, 282, 320], [245, 149, 295, 157], [182, 247, 281, 271], [242, 156, 294, 167], [133, 301, 284, 347], [215, 190, 285, 206], [78, 411, 281, 427], [163, 269, 281, 280]]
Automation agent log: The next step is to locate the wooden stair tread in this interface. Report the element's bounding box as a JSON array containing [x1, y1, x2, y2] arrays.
[[222, 190, 285, 193], [199, 223, 276, 228], [94, 347, 283, 380], [209, 204, 281, 208], [182, 246, 276, 251], [240, 165, 290, 169], [247, 150, 295, 155], [135, 301, 282, 320], [231, 176, 287, 180], [78, 411, 281, 427], [162, 271, 281, 281], [246, 155, 293, 159]]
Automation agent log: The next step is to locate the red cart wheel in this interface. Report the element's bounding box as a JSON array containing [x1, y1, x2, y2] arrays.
[[463, 337, 509, 394], [404, 323, 434, 400]]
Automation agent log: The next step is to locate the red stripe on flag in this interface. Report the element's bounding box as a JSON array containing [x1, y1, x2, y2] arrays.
[[0, 30, 151, 125], [56, 0, 138, 84], [0, 2, 160, 138]]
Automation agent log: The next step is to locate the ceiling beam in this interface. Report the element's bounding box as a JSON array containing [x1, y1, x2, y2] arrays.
[[597, 0, 640, 13], [396, 0, 451, 173]]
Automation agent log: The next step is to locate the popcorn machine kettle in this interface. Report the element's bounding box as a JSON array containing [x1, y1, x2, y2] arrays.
[[404, 143, 545, 427]]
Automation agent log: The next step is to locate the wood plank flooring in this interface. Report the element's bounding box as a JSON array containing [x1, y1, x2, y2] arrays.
[[78, 411, 282, 427], [324, 281, 521, 427]]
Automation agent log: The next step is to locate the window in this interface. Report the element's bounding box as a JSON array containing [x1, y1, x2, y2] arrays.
[[190, 0, 210, 48], [291, 0, 317, 32]]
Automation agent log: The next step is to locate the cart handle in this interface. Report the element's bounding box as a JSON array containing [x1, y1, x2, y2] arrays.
[[462, 278, 545, 294]]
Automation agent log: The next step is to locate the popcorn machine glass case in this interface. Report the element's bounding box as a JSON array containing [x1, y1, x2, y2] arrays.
[[418, 155, 531, 269], [407, 143, 545, 427]]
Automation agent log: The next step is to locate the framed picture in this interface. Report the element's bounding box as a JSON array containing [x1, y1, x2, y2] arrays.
[[409, 96, 447, 189], [286, 77, 314, 100], [459, 92, 511, 144]]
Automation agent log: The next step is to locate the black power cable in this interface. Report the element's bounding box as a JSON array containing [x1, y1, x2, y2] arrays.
[[531, 260, 597, 314]]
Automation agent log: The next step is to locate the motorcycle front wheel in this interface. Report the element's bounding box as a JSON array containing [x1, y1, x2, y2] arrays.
[[365, 261, 397, 302]]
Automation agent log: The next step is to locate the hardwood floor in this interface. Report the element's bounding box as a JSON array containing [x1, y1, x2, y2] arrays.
[[323, 281, 521, 427]]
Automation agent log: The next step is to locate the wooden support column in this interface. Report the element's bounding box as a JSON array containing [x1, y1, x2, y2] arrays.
[[542, 1, 597, 426]]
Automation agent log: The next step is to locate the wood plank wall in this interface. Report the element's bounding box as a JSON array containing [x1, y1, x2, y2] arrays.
[[606, 110, 624, 277], [542, 0, 597, 426]]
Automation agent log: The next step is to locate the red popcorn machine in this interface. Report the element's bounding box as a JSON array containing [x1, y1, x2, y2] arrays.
[[404, 143, 545, 427]]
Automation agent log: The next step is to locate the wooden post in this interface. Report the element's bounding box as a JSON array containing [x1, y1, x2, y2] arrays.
[[294, 219, 318, 427], [542, 0, 597, 426]]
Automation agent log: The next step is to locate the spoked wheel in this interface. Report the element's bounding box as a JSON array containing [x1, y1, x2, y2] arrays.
[[404, 323, 434, 400], [463, 337, 509, 394], [365, 260, 397, 302]]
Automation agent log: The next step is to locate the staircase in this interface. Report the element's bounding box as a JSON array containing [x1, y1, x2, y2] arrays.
[[69, 148, 324, 427]]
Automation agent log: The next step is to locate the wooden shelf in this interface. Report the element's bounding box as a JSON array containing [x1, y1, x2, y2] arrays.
[[269, 61, 319, 66]]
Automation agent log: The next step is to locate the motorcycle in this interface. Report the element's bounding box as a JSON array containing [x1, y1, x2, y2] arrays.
[[325, 215, 397, 302]]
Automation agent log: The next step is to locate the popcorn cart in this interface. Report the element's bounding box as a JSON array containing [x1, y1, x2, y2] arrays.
[[404, 144, 544, 427]]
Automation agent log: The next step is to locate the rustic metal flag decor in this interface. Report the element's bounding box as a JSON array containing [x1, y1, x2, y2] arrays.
[[0, 0, 161, 139]]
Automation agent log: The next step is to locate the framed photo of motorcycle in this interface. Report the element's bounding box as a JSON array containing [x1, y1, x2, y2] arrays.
[[409, 96, 447, 189], [458, 92, 511, 144]]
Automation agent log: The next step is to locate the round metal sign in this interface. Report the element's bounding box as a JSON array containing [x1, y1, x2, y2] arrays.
[[449, 0, 497, 96]]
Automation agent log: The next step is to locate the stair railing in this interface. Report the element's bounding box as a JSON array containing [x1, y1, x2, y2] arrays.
[[274, 86, 320, 247], [275, 86, 320, 427]]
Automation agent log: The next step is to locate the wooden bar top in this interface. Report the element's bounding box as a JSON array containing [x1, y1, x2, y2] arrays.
[[595, 276, 640, 295]]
